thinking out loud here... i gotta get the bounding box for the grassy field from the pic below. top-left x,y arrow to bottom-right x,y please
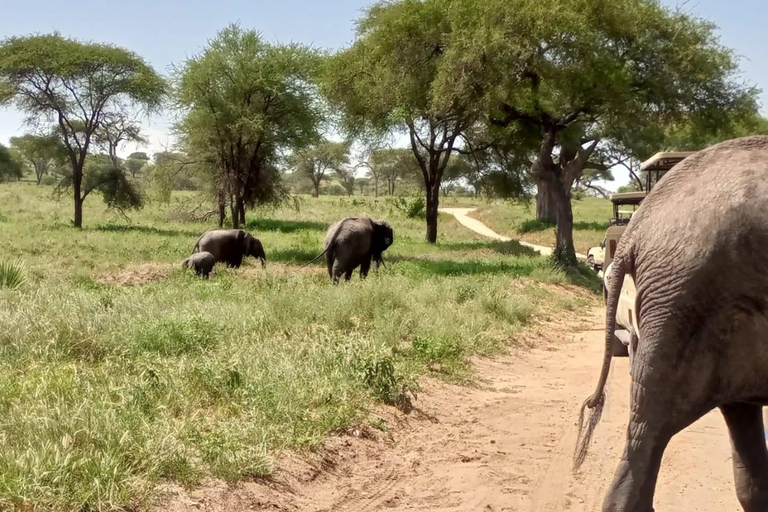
0,184 -> 599,511
469,197 -> 612,254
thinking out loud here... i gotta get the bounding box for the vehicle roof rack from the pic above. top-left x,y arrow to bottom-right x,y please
609,191 -> 646,204
640,151 -> 697,172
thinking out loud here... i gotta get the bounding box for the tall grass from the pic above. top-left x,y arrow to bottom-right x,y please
0,183 -> 598,510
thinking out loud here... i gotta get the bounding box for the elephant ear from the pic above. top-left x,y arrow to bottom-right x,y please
373,220 -> 393,253
236,230 -> 247,252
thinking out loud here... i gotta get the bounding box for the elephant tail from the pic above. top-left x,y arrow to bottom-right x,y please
301,247 -> 329,268
573,255 -> 628,471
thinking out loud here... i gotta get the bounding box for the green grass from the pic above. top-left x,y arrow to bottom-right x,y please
471,197 -> 612,254
0,184 -> 598,511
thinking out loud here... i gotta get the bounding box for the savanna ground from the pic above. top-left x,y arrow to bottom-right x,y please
0,184 -> 602,511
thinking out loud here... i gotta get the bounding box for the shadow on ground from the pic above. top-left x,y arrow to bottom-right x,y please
246,218 -> 327,233
439,240 -> 540,257
93,224 -> 202,238
518,219 -> 608,234
268,247 -> 324,265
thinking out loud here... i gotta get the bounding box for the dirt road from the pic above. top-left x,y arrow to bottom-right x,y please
438,207 -> 588,262
160,308 -> 740,511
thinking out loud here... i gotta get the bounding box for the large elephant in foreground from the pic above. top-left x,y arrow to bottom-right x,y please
193,229 -> 266,268
306,217 -> 393,283
575,135 -> 768,512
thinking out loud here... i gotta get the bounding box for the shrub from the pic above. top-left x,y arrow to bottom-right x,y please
392,194 -> 425,218
0,260 -> 27,289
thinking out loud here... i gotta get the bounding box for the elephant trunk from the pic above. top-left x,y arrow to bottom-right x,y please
255,245 -> 266,268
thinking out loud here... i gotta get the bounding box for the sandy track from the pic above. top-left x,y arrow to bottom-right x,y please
438,207 -> 588,262
158,309 -> 740,511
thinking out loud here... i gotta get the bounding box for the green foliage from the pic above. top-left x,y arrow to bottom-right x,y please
392,194 -> 426,218
174,23 -> 322,224
0,259 -> 27,289
0,143 -> 22,182
9,133 -> 67,184
0,33 -> 165,226
292,140 -> 350,196
447,0 -> 760,263
322,0 -> 485,241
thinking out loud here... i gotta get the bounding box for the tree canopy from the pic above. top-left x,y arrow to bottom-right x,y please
446,0 -> 760,264
174,23 -> 322,228
9,133 -> 67,185
0,33 -> 165,226
291,140 -> 349,197
322,0 -> 484,242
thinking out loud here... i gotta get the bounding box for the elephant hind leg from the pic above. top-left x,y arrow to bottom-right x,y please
721,403 -> 768,511
360,255 -> 372,279
602,378 -> 711,511
326,251 -> 334,280
331,259 -> 342,285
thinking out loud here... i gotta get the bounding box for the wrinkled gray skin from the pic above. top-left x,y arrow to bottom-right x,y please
318,217 -> 393,284
193,229 -> 266,268
575,135 -> 768,512
182,251 -> 215,278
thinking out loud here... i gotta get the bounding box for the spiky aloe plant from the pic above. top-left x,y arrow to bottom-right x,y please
0,260 -> 27,289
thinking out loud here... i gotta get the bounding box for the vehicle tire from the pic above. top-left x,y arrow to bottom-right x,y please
610,331 -> 629,357
587,255 -> 596,271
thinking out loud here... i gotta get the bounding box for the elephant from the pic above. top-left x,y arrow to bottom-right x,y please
574,135 -> 768,512
305,217 -> 393,283
182,251 -> 215,278
193,229 -> 266,268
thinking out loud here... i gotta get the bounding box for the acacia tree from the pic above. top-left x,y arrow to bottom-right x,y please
292,140 -> 349,197
323,0 -> 484,243
334,165 -> 356,196
451,0 -> 759,265
174,24 -> 321,228
126,152 -> 150,177
9,134 -> 67,184
0,34 -> 165,227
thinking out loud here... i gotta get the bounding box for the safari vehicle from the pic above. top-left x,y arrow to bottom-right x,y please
586,191 -> 647,272
603,151 -> 695,357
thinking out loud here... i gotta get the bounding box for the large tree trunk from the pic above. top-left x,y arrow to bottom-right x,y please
373,176 -> 379,198
238,201 -> 246,227
217,192 -> 226,228
230,197 -> 240,229
312,180 -> 320,197
553,184 -> 577,266
73,193 -> 83,228
535,178 -> 558,223
425,183 -> 440,244
73,168 -> 83,228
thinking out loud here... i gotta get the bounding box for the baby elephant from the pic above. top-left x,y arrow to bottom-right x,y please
182,251 -> 215,278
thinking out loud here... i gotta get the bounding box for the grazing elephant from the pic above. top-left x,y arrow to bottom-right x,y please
182,251 -> 215,278
193,229 -> 266,268
574,135 -> 768,512
306,217 -> 393,283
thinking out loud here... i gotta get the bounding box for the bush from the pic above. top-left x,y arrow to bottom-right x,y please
392,194 -> 425,218
0,260 -> 27,289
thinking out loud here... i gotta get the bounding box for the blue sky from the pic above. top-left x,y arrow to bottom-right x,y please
1,0 -> 766,189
